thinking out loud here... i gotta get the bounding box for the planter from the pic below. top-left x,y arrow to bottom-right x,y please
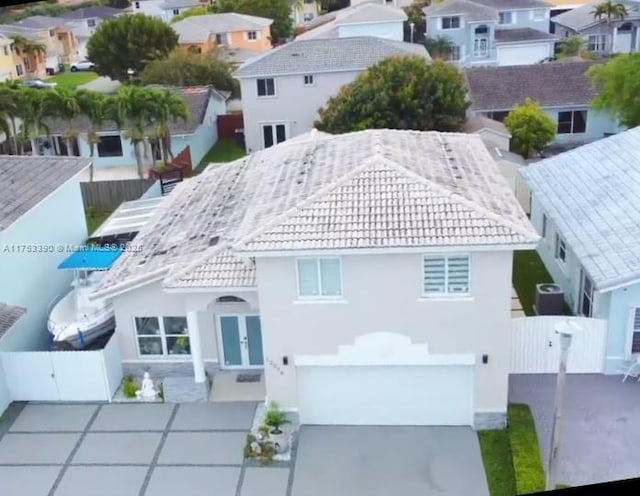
269,428 -> 289,454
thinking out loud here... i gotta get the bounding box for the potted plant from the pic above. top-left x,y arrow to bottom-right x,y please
264,402 -> 290,453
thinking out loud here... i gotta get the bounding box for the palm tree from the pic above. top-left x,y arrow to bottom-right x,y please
0,84 -> 19,154
12,86 -> 52,155
591,1 -> 629,53
424,36 -> 454,60
147,89 -> 190,169
44,87 -> 82,156
11,35 -> 47,77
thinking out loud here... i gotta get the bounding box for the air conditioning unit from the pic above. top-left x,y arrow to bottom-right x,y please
535,283 -> 564,315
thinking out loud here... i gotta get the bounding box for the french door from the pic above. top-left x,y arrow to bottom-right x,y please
218,315 -> 264,369
261,123 -> 288,149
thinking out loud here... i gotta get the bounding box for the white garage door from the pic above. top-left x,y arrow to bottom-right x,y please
295,332 -> 475,426
497,44 -> 551,66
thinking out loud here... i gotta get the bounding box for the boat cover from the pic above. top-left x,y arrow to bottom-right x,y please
57,246 -> 124,270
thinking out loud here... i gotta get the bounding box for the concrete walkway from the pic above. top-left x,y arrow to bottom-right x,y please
510,374 -> 640,486
78,77 -> 121,94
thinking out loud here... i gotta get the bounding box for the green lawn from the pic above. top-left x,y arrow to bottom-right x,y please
478,429 -> 517,496
86,210 -> 111,236
47,70 -> 98,89
508,404 -> 546,495
512,250 -> 554,316
195,138 -> 246,173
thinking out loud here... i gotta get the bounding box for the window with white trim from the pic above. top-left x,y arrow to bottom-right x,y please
499,12 -> 514,24
557,110 -> 587,134
579,270 -> 594,317
447,45 -> 461,61
555,233 -> 566,263
631,308 -> 640,354
541,213 -> 547,238
297,258 -> 342,298
87,19 -> 96,28
135,316 -> 190,356
215,33 -> 228,45
423,255 -> 470,295
588,34 -> 607,52
247,31 -> 257,40
441,16 -> 460,29
256,77 -> 275,97
303,74 -> 314,85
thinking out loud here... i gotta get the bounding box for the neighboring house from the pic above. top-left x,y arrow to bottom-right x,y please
0,304 -> 26,415
522,127 -> 640,374
551,0 -> 640,53
350,0 -> 414,7
0,155 -> 90,354
463,116 -> 530,213
296,1 -> 407,41
35,86 -> 228,177
131,0 -> 202,23
464,60 -> 623,145
424,0 -> 556,66
544,0 -> 587,33
172,13 -> 273,55
0,35 -> 13,81
91,128 -> 538,428
59,6 -> 125,59
290,0 -> 321,26
234,36 -> 431,152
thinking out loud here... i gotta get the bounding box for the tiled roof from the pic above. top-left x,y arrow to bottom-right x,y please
463,116 -> 510,136
0,156 -> 91,231
494,27 -> 556,43
14,15 -> 71,29
60,6 -> 123,20
172,13 -> 273,44
94,129 -> 537,296
465,60 -> 598,110
424,0 -> 498,22
45,86 -> 217,136
552,1 -> 640,31
338,2 -> 407,24
0,303 -> 26,339
488,147 -> 526,165
472,0 -> 549,9
522,127 -> 640,291
234,36 -> 430,78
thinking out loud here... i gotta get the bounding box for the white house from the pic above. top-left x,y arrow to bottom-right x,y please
59,6 -> 125,59
296,1 -> 408,41
35,86 -> 228,180
290,0 -> 321,26
234,36 -> 431,152
91,129 -> 539,428
131,0 -> 202,22
522,127 -> 640,375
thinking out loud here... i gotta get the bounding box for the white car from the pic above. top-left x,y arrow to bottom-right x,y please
70,60 -> 96,72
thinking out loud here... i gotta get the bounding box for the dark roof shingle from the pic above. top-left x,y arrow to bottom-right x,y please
495,27 -> 556,43
60,6 -> 124,20
465,60 -> 598,110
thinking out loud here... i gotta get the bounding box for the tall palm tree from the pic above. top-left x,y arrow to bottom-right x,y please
147,89 -> 190,168
591,1 -> 629,53
424,36 -> 454,60
11,35 -> 47,77
12,86 -> 52,155
44,87 -> 82,156
0,84 -> 19,154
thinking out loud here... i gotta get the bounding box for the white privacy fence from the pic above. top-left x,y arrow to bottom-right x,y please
511,316 -> 607,373
0,332 -> 123,402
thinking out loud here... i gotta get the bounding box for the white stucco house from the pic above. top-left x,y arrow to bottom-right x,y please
131,0 -> 202,23
522,127 -> 640,375
234,36 -> 430,152
0,156 -> 91,415
35,86 -> 228,179
60,6 -> 125,59
91,129 -> 538,429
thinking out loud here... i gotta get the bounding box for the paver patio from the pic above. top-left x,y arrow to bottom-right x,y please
510,374 -> 640,486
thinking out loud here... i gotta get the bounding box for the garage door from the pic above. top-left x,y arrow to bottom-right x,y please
295,332 -> 475,426
497,44 -> 551,66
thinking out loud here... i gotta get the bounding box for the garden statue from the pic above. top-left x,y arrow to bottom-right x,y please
135,372 -> 158,401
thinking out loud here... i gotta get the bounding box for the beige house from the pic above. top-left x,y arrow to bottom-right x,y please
92,129 -> 538,429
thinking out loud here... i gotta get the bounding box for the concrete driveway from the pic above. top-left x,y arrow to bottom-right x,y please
510,374 -> 640,486
290,426 -> 489,496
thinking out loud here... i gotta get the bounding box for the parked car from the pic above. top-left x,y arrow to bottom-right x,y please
70,60 -> 95,72
23,79 -> 58,89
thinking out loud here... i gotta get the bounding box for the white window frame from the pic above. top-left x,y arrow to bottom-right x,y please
422,254 -> 471,297
587,34 -> 607,52
627,308 -> 640,358
441,16 -> 461,30
555,232 -> 567,265
498,12 -> 514,25
134,316 -> 191,358
296,257 -> 343,299
247,30 -> 258,40
447,45 -> 461,61
260,121 -> 289,148
87,19 -> 96,28
557,110 -> 587,135
215,32 -> 228,45
303,74 -> 314,86
256,77 -> 276,97
473,36 -> 489,57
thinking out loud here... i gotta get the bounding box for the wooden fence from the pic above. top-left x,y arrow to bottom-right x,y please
81,178 -> 156,213
217,113 -> 244,139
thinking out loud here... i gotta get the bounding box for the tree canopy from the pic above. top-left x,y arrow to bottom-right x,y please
87,14 -> 179,81
315,56 -> 469,134
503,98 -> 556,158
141,50 -> 239,98
588,53 -> 640,127
404,0 -> 429,43
214,0 -> 293,41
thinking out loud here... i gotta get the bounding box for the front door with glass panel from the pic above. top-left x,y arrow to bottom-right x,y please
261,123 -> 287,148
218,315 -> 264,369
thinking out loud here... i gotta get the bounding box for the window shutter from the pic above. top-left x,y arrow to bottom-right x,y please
632,309 -> 640,353
297,259 -> 319,296
447,256 -> 470,293
424,257 -> 446,294
319,258 -> 341,296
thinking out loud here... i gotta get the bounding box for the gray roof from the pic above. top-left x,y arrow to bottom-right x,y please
159,0 -> 201,9
463,115 -> 510,135
0,303 -> 26,340
472,0 -> 549,9
495,27 -> 556,43
489,147 -> 526,165
337,2 -> 407,24
0,156 -> 91,231
424,0 -> 498,22
94,129 -> 537,297
14,15 -> 71,30
522,127 -> 640,291
465,60 -> 598,110
60,6 -> 124,20
234,36 -> 430,78
46,86 -> 218,136
172,13 -> 273,43
552,1 -> 640,31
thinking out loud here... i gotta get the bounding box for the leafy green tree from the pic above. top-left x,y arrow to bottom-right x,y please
13,86 -> 52,155
424,35 -> 454,59
591,1 -> 628,52
214,0 -> 293,41
588,52 -> 640,127
10,35 -> 47,76
45,87 -> 82,156
87,14 -> 179,81
170,5 -> 214,23
141,50 -> 239,97
504,98 -> 556,158
0,83 -> 20,154
315,56 -> 469,134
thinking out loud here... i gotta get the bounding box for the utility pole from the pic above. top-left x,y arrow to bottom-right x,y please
546,320 -> 580,491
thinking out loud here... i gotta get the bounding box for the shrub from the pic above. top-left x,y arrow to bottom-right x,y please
264,402 -> 290,434
122,375 -> 139,398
